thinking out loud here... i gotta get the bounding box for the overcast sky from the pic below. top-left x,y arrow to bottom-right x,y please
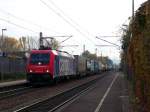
0,0 -> 147,63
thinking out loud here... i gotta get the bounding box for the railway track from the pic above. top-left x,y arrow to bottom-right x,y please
0,82 -> 27,92
14,74 -> 105,112
0,83 -> 33,100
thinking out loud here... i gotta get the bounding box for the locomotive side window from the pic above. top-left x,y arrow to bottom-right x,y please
30,53 -> 50,65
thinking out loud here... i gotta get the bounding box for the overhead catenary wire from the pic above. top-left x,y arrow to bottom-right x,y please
60,45 -> 79,47
95,45 -> 119,47
42,0 -> 121,58
97,36 -> 121,38
60,36 -> 72,44
41,1 -> 88,52
0,8 -> 64,35
48,0 -> 94,38
0,8 -> 41,28
0,18 -> 38,34
48,0 -> 98,45
96,36 -> 120,47
40,0 -> 96,45
0,2 -> 87,53
47,0 -> 122,47
0,16 -> 39,49
48,0 -> 97,40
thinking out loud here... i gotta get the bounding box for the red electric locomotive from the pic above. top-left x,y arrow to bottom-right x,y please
26,49 -> 76,84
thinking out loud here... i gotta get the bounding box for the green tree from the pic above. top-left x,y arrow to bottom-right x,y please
121,25 -> 131,52
51,38 -> 60,50
81,50 -> 90,57
81,50 -> 113,67
120,25 -> 132,72
81,50 -> 97,59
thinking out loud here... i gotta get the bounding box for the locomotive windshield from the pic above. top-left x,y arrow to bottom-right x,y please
30,53 -> 50,65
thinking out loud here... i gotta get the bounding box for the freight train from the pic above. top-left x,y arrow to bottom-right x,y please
26,49 -> 108,84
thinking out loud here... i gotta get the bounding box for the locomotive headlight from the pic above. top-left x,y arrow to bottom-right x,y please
46,70 -> 49,73
29,70 -> 33,73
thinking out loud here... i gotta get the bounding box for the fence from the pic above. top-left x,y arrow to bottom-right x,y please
0,57 -> 26,80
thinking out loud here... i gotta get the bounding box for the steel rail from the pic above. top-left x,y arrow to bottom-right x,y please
0,86 -> 33,100
14,74 -> 105,112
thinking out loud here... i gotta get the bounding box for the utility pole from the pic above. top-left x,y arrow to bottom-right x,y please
95,48 -> 97,56
132,0 -> 134,18
83,44 -> 85,53
131,0 -> 134,39
101,52 -> 103,62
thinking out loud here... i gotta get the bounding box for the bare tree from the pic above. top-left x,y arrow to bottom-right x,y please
1,37 -> 21,52
19,36 -> 38,51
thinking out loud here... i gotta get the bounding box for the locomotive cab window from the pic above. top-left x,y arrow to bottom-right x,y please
30,53 -> 50,65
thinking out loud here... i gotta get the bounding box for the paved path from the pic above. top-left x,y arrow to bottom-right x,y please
55,72 -> 131,112
0,80 -> 26,88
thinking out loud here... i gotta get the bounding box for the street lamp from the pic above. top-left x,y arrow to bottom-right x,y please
1,28 -> 6,81
1,28 -> 7,51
